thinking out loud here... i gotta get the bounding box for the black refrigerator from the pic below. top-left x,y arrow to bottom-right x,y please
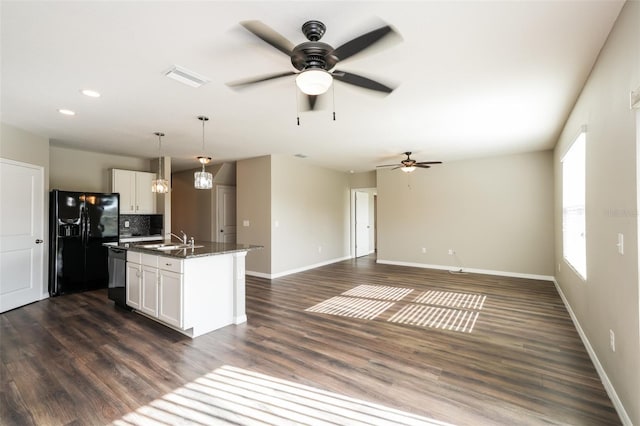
48,190 -> 119,296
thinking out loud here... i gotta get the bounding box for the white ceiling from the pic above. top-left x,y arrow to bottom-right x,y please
1,1 -> 624,172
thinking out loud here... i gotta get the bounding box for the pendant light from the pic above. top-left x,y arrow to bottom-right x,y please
194,116 -> 213,189
151,132 -> 169,193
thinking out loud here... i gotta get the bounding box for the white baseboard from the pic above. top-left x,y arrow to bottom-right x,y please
551,279 -> 632,425
376,259 -> 554,282
40,292 -> 49,301
246,270 -> 271,279
246,256 -> 351,280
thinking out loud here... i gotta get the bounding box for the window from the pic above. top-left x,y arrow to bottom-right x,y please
562,130 -> 587,279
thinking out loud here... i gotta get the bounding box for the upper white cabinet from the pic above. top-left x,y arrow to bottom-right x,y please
112,169 -> 156,214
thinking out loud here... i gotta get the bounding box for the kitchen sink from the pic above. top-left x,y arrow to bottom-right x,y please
138,243 -> 204,250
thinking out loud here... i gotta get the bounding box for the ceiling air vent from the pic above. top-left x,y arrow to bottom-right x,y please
165,65 -> 210,88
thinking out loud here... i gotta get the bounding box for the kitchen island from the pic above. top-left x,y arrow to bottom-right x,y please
111,241 -> 261,338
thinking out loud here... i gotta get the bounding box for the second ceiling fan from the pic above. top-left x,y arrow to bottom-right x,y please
227,19 -> 399,110
377,152 -> 442,173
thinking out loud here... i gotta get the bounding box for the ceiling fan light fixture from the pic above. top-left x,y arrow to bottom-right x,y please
296,68 -> 333,95
401,165 -> 416,173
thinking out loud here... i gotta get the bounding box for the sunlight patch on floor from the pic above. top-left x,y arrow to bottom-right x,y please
341,284 -> 414,301
305,296 -> 394,320
111,365 -> 455,426
388,305 -> 480,333
306,285 -> 486,334
413,290 -> 486,310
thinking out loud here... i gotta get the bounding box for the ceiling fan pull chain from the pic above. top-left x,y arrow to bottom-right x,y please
295,83 -> 301,126
332,83 -> 336,121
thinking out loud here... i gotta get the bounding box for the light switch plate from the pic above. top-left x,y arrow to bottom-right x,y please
243,220 -> 250,227
617,233 -> 624,255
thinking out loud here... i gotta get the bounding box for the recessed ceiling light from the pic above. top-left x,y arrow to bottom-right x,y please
58,109 -> 75,116
81,89 -> 101,98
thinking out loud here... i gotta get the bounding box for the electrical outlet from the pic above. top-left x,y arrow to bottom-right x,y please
421,247 -> 426,253
558,263 -> 561,272
124,220 -> 130,228
318,246 -> 322,253
448,249 -> 455,255
243,220 -> 250,227
609,329 -> 615,352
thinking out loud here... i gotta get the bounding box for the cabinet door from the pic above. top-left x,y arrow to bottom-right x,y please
140,265 -> 158,317
135,172 -> 156,214
158,270 -> 183,328
112,169 -> 135,214
125,262 -> 141,310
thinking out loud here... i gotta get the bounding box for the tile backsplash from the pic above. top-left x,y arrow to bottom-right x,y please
120,214 -> 163,237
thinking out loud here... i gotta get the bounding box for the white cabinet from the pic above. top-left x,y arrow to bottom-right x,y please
125,248 -> 243,338
140,264 -> 159,317
112,169 -> 157,214
126,252 -> 184,329
126,252 -> 142,310
158,270 -> 183,328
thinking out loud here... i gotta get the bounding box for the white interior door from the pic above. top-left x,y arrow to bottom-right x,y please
216,185 -> 236,243
355,191 -> 370,257
0,158 -> 44,312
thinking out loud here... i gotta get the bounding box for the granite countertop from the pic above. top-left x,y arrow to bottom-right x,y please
109,240 -> 262,259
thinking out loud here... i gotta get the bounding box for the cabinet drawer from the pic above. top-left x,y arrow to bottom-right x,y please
127,251 -> 141,264
141,253 -> 159,267
158,256 -> 183,273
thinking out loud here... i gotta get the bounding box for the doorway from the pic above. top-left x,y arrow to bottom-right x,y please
0,158 -> 45,312
215,185 -> 236,243
351,188 -> 376,258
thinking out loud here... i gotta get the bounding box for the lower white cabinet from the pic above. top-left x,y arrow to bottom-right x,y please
140,264 -> 159,318
125,249 -> 239,338
158,270 -> 183,328
127,251 -> 183,328
126,253 -> 142,310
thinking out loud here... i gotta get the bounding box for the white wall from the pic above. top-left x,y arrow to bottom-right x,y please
50,145 -> 151,192
0,122 -> 50,298
271,155 -> 351,275
377,150 -> 554,277
236,155 -> 351,278
554,1 -> 639,423
236,156 -> 271,275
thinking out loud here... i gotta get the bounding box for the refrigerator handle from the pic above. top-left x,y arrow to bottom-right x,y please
81,206 -> 87,246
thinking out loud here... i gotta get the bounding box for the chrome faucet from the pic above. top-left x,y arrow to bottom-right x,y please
170,231 -> 188,244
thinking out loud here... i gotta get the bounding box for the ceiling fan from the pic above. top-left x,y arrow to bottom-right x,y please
377,152 -> 442,173
227,19 -> 399,110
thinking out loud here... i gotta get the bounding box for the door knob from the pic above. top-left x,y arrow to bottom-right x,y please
220,230 -> 224,233
35,239 -> 44,244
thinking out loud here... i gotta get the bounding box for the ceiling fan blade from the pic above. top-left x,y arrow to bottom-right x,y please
226,71 -> 297,88
415,161 -> 443,165
240,20 -> 295,56
376,164 -> 399,168
333,70 -> 394,93
415,164 -> 431,168
331,25 -> 395,62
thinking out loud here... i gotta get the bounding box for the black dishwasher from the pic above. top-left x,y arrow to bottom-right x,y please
107,247 -> 129,309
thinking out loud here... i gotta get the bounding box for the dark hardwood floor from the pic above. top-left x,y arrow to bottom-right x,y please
1,256 -> 620,425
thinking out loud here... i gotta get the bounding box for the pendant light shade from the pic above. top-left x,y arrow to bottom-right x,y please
194,156 -> 213,189
152,132 -> 169,193
194,116 -> 213,190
